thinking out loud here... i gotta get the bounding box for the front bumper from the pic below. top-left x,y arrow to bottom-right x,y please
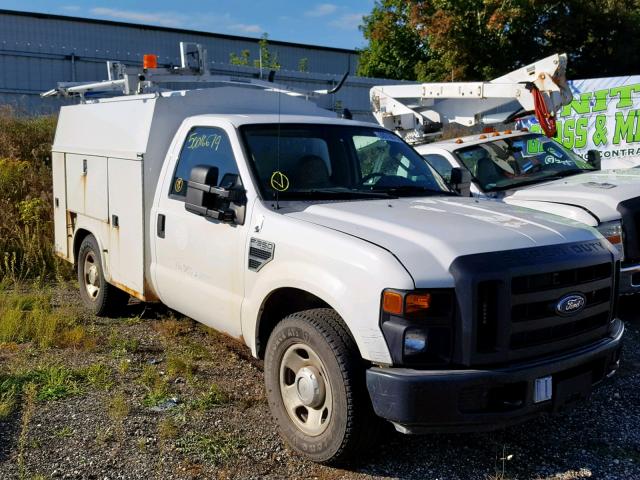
366,319 -> 624,433
620,263 -> 640,295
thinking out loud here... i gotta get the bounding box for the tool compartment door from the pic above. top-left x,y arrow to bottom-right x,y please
52,152 -> 69,258
65,153 -> 109,221
107,157 -> 144,299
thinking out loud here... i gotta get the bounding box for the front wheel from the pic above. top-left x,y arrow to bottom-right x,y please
264,308 -> 378,464
77,234 -> 129,316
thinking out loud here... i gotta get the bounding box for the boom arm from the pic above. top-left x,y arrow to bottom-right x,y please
370,53 -> 572,144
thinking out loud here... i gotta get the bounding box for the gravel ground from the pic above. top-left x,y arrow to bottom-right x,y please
0,288 -> 638,480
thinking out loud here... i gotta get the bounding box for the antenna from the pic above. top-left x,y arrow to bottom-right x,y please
275,86 -> 282,210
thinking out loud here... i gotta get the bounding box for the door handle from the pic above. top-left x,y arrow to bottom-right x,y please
157,214 -> 166,238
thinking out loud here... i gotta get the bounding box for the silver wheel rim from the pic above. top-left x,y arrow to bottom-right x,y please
83,251 -> 101,300
279,343 -> 332,437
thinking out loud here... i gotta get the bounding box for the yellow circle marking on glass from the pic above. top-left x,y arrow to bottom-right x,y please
174,177 -> 184,193
270,171 -> 290,192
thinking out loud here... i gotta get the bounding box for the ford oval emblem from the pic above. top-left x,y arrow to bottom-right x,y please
556,293 -> 587,316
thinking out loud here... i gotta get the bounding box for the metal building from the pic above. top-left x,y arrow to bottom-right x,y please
0,9 -> 407,120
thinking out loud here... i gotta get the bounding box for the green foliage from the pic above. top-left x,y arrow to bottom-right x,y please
0,106 -> 65,283
191,384 -> 229,410
0,362 -> 119,418
229,33 -> 280,70
229,49 -> 251,66
176,431 -> 244,465
298,57 -> 309,73
358,0 -> 640,81
33,366 -> 81,401
108,329 -> 140,357
0,106 -> 56,163
0,289 -> 82,349
81,363 -> 114,391
140,365 -> 171,407
357,0 -> 429,80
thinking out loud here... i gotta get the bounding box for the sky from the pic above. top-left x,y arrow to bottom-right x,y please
0,1 -> 375,49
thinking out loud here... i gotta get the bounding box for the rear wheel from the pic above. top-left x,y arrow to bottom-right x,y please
77,234 -> 129,316
264,308 -> 378,464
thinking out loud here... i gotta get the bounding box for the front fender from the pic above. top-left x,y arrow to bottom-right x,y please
241,211 -> 415,365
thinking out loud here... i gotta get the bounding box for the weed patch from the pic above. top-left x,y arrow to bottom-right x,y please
191,384 -> 229,411
0,107 -> 63,283
108,329 -> 140,357
140,365 -> 171,407
81,363 -> 114,391
0,362 -> 119,417
0,289 -> 84,349
176,431 -> 244,465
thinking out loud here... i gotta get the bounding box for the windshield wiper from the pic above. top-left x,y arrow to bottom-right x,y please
484,169 -> 586,192
550,169 -> 586,178
274,189 -> 395,200
370,185 -> 455,197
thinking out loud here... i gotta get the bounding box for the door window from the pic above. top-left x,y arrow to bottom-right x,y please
170,127 -> 239,199
423,154 -> 454,182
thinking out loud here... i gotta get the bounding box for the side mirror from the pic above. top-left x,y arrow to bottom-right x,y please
450,167 -> 472,196
587,149 -> 601,170
185,165 -> 236,222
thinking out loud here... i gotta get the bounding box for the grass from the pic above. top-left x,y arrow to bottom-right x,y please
0,288 -> 84,349
167,353 -> 196,380
140,365 -> 172,407
191,384 -> 229,411
108,329 -> 140,358
176,431 -> 245,465
17,382 -> 37,480
0,362 -> 119,418
0,387 -> 17,419
81,363 -> 114,391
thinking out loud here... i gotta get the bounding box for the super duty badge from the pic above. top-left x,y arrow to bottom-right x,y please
248,238 -> 275,272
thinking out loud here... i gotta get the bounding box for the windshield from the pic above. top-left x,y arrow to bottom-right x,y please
454,133 -> 594,192
240,124 -> 452,201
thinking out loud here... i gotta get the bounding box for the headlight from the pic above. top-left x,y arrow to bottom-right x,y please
597,221 -> 624,259
380,289 -> 455,366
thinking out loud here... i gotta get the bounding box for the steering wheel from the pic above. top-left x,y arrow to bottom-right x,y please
360,172 -> 387,185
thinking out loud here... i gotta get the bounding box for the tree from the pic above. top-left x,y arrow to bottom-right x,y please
298,57 -> 309,73
229,49 -> 251,66
229,33 -> 281,70
358,0 -> 640,81
357,0 -> 429,80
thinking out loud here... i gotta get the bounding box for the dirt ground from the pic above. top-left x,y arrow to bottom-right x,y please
1,286 -> 639,480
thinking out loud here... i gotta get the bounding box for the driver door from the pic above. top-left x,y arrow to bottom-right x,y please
152,123 -> 249,338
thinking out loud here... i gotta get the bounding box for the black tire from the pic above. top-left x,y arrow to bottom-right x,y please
264,308 -> 378,465
76,234 -> 129,316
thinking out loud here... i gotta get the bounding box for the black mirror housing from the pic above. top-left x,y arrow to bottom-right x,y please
450,167 -> 472,196
587,149 -> 601,170
185,165 -> 219,215
184,165 -> 244,223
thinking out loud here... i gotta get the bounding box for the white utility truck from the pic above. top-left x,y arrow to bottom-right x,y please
371,54 -> 640,295
49,44 -> 623,463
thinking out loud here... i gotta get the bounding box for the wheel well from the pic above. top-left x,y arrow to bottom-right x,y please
256,288 -> 330,358
72,229 -> 92,268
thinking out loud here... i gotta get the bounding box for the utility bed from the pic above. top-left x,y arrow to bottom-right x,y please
52,87 -> 331,299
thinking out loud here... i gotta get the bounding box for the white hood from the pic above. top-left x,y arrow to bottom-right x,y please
285,197 -> 599,287
506,168 -> 640,223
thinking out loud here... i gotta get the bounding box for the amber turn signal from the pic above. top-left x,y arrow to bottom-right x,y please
606,234 -> 622,245
406,293 -> 432,314
382,291 -> 403,315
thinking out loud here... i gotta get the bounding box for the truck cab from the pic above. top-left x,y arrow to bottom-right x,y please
414,130 -> 640,295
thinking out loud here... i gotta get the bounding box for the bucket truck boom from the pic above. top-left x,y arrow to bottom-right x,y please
370,53 -> 572,144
